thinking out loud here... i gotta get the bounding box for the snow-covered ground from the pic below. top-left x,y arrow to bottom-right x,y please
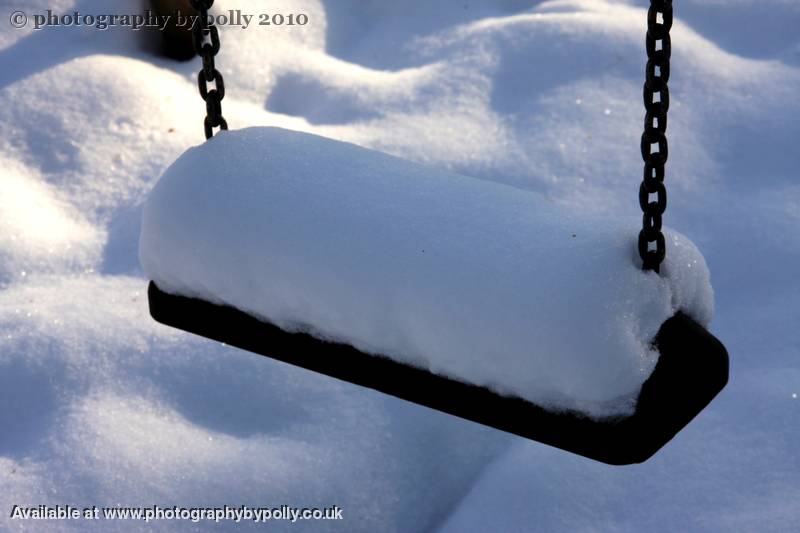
1,0 -> 798,531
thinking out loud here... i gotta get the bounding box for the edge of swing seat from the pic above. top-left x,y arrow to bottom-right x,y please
146,281 -> 728,465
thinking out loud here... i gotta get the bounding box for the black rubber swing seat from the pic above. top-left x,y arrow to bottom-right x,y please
148,281 -> 728,465
148,0 -> 726,466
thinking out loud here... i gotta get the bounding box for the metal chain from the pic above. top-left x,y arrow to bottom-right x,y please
638,0 -> 672,273
190,0 -> 227,139
186,2 -> 672,270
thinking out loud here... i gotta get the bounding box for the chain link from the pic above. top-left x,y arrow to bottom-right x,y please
190,0 -> 227,139
638,0 -> 672,273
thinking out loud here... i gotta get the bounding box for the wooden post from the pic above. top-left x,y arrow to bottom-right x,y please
150,0 -> 198,60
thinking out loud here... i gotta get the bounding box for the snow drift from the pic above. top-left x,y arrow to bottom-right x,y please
140,126 -> 713,417
4,0 -> 799,529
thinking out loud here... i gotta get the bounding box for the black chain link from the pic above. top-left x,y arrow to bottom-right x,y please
638,0 -> 673,273
190,0 -> 227,139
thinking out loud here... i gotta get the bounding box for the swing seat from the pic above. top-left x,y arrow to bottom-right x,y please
140,127 -> 728,465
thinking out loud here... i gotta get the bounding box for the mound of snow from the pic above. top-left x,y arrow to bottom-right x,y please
140,126 -> 713,417
0,158 -> 103,284
2,0 -> 799,529
0,275 -> 504,532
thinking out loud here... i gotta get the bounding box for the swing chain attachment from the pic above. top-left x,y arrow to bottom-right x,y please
190,0 -> 228,140
638,0 -> 672,273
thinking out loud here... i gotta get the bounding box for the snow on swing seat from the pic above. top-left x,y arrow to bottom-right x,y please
139,127 -> 714,418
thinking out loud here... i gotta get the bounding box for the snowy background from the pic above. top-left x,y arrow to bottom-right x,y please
1,0 -> 798,531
